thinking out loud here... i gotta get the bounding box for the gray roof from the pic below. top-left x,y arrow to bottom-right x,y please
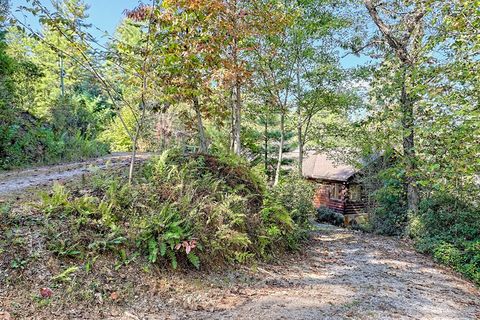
302,151 -> 357,181
283,150 -> 361,182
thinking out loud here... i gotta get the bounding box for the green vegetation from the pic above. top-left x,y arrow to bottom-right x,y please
408,195 -> 480,284
38,150 -> 312,269
0,0 -> 478,292
316,207 -> 344,227
343,1 -> 480,285
0,2 -> 111,169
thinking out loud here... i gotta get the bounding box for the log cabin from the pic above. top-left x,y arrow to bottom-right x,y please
296,151 -> 368,223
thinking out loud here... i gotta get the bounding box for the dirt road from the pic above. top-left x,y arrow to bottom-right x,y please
0,159 -> 478,319
0,153 -> 151,197
115,225 -> 479,320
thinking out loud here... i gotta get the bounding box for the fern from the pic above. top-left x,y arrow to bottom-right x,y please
159,241 -> 167,257
148,238 -> 158,263
187,253 -> 200,269
51,266 -> 79,283
40,183 -> 70,215
167,250 -> 177,269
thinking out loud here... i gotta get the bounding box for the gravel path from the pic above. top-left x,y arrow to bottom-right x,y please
118,225 -> 480,320
0,153 -> 151,197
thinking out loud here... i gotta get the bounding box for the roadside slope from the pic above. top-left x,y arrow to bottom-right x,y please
0,153 -> 151,197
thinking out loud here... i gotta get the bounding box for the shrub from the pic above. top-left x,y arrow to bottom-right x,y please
316,207 -> 344,226
410,194 -> 480,285
0,118 -> 109,169
0,93 -> 110,169
369,167 -> 408,236
270,173 -> 315,226
39,149 -> 309,269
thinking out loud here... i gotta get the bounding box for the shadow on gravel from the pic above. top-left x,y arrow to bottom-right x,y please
181,228 -> 480,320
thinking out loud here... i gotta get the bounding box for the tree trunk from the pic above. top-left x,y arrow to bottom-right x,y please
128,103 -> 145,184
193,97 -> 208,153
128,131 -> 139,184
232,80 -> 242,155
229,87 -> 235,152
231,26 -> 242,156
401,69 -> 419,213
296,57 -> 303,176
297,113 -> 303,176
274,111 -> 285,186
264,111 -> 268,173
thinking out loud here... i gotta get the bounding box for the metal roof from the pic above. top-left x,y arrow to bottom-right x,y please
283,150 -> 360,182
301,151 -> 358,181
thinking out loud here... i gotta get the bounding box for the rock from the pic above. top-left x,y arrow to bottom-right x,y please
0,312 -> 11,320
40,287 -> 53,298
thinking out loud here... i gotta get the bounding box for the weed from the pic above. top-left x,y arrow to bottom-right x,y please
51,266 -> 79,283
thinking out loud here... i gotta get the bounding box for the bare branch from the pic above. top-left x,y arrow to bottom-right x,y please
364,0 -> 411,64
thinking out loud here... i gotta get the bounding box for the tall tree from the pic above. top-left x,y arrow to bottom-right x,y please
16,0 -> 158,182
363,0 -> 427,213
287,0 -> 350,175
220,0 -> 286,155
155,0 -> 225,153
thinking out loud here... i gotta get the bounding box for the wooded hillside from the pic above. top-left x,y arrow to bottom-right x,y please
0,0 -> 479,318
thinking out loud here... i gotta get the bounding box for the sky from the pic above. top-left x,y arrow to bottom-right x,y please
9,0 -> 371,68
10,0 -> 139,40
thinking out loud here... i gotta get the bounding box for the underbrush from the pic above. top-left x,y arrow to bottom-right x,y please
408,195 -> 480,285
368,168 -> 408,236
0,92 -> 111,170
36,149 -> 313,271
316,207 -> 344,226
355,165 -> 479,286
0,120 -> 109,170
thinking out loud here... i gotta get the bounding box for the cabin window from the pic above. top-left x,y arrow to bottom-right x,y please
330,183 -> 342,200
349,185 -> 361,202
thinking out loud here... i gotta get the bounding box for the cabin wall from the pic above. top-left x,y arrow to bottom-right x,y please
312,180 -> 367,215
313,182 -> 346,214
344,201 -> 366,215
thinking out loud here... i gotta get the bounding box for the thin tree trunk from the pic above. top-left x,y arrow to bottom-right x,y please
296,57 -> 303,175
231,22 -> 242,155
264,110 -> 268,173
274,110 -> 285,186
229,87 -> 235,152
128,125 -> 140,183
128,0 -> 155,184
128,101 -> 146,184
401,68 -> 419,213
193,97 -> 208,153
233,79 -> 242,155
297,112 -> 303,175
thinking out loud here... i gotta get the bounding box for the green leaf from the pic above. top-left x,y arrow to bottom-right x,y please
187,253 -> 200,269
159,241 -> 167,257
148,238 -> 158,263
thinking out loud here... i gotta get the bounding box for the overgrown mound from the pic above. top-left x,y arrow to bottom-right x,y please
38,149 -> 311,270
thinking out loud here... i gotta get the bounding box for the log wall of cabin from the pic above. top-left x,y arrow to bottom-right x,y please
312,180 -> 367,215
313,182 -> 346,214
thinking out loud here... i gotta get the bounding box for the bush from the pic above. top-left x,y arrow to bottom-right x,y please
369,167 -> 408,236
39,149 -> 309,269
0,92 -> 110,169
409,194 -> 480,285
316,207 -> 344,226
270,174 -> 316,226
